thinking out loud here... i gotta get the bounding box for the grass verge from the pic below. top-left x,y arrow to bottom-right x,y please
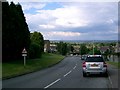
106,61 -> 120,69
2,53 -> 65,79
0,63 -> 2,79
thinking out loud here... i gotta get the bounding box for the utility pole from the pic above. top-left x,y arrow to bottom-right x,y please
93,40 -> 94,55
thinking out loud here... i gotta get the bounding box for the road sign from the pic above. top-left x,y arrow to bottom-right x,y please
22,48 -> 27,66
22,48 -> 27,54
22,54 -> 27,56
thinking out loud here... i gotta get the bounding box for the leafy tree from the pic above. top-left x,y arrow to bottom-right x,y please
94,47 -> 101,55
104,49 -> 110,55
100,43 -> 105,46
70,45 -> 74,52
57,42 -> 67,55
80,44 -> 88,55
29,32 -> 44,58
66,44 -> 74,54
57,41 -> 63,55
62,43 -> 67,55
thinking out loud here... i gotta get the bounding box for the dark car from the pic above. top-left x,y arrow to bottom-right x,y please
81,55 -> 87,60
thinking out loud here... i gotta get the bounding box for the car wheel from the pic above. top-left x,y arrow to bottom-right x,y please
103,72 -> 108,77
83,72 -> 87,77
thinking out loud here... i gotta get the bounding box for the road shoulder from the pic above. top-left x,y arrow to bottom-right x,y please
107,63 -> 119,89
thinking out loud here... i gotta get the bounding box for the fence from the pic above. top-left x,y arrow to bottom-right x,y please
107,55 -> 120,62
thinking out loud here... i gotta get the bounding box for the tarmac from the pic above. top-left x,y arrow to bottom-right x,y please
107,63 -> 119,89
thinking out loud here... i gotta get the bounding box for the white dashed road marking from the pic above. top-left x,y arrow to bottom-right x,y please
73,66 -> 76,70
44,64 -> 77,88
108,72 -> 113,88
44,78 -> 61,89
64,71 -> 72,77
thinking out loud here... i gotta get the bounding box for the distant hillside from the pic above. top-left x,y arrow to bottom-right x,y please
50,40 -> 118,43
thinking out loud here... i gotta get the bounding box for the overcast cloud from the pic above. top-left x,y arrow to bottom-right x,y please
7,1 -> 118,40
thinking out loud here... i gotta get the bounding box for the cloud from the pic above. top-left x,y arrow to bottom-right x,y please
21,3 -> 46,10
49,31 -> 81,37
8,1 -> 118,40
39,24 -> 55,29
52,6 -> 89,27
7,0 -> 119,3
25,4 -> 90,31
42,31 -> 81,40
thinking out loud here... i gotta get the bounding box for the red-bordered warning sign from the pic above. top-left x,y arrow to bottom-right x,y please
22,48 -> 27,54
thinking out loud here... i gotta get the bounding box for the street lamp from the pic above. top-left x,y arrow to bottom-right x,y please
93,40 -> 94,55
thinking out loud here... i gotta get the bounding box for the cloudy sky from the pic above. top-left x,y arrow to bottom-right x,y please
8,0 -> 118,40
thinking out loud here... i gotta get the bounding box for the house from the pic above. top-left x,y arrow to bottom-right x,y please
73,45 -> 80,53
99,46 -> 110,54
50,44 -> 57,53
44,40 -> 50,52
114,42 -> 120,53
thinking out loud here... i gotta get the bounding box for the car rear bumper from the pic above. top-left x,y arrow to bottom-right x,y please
83,67 -> 107,74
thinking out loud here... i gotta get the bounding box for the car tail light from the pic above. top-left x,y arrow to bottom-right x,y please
103,62 -> 107,67
82,62 -> 86,67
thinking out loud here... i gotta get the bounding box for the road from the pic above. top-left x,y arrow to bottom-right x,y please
3,56 -> 111,89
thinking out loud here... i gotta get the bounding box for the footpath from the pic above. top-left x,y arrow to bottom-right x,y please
107,63 -> 119,89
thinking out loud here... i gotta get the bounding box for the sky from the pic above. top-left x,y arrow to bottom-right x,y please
7,0 -> 118,40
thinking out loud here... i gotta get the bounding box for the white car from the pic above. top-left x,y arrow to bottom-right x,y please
82,55 -> 108,77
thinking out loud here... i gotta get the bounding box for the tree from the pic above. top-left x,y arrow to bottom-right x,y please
80,44 -> 88,55
57,42 -> 67,55
2,2 -> 12,61
2,2 -> 30,61
70,45 -> 74,52
94,47 -> 101,55
29,32 -> 44,58
66,44 -> 74,54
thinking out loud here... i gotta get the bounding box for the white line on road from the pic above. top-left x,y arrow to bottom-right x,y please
64,70 -> 72,77
73,66 -> 76,70
44,78 -> 61,89
108,72 -> 113,88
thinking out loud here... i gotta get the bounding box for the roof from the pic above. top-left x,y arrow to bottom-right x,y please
87,55 -> 102,57
100,46 -> 109,52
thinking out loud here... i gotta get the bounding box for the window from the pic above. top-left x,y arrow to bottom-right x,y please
86,57 -> 104,62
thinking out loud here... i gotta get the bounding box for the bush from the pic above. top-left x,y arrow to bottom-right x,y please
29,43 -> 42,59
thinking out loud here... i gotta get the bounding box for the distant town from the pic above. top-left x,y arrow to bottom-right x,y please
44,40 -> 120,63
44,40 -> 120,54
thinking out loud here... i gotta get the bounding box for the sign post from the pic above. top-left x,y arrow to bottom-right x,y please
22,48 -> 27,66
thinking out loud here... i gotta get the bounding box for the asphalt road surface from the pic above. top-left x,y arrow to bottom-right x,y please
3,56 -> 111,89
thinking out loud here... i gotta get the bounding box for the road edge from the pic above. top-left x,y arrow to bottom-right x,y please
2,56 -> 66,80
107,63 -> 119,89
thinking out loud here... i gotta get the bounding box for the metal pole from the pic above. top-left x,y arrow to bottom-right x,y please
24,56 -> 26,66
93,40 -> 94,55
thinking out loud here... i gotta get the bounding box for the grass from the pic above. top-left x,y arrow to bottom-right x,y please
2,53 -> 65,79
106,61 -> 120,69
0,63 -> 2,79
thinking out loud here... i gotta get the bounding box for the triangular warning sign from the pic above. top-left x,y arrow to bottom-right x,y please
22,48 -> 27,53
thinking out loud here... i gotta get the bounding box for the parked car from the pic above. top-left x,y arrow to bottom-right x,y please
81,55 -> 87,60
82,55 -> 108,77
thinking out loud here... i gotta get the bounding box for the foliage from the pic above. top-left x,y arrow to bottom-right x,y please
80,44 -> 89,55
104,49 -> 110,55
2,2 -> 30,61
57,42 -> 67,55
94,47 -> 101,55
29,32 -> 44,59
70,45 -> 74,52
29,42 -> 40,59
66,44 -> 74,54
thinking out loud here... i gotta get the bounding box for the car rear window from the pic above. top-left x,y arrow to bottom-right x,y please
85,57 -> 104,62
